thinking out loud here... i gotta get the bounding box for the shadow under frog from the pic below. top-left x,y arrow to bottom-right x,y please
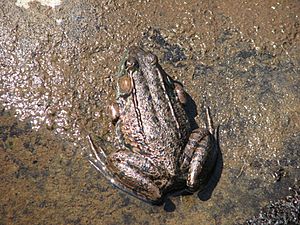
87,46 -> 221,206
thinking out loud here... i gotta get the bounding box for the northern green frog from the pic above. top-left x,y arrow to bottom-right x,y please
88,46 -> 218,204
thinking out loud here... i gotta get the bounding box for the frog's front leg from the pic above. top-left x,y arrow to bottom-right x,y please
180,108 -> 218,191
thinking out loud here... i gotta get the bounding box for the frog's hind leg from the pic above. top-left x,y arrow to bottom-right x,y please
106,150 -> 166,204
87,135 -> 155,203
87,135 -> 164,204
180,107 -> 218,192
180,129 -> 212,191
205,106 -> 214,135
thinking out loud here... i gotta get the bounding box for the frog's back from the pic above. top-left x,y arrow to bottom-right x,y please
117,47 -> 191,169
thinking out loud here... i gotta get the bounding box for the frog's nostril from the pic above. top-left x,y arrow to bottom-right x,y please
126,56 -> 138,70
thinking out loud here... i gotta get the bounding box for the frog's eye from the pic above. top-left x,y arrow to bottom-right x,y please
148,53 -> 158,65
126,56 -> 138,70
118,75 -> 132,95
109,103 -> 120,125
174,82 -> 187,105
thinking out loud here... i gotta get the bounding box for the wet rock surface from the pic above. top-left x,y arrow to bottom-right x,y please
0,0 -> 299,224
244,186 -> 299,225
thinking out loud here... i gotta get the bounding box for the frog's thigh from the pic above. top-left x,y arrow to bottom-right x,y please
181,129 -> 211,191
107,151 -> 162,202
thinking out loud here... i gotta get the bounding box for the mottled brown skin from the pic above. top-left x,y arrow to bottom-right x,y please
88,47 -> 218,204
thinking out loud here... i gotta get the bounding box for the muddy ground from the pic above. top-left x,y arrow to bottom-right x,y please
0,0 -> 299,224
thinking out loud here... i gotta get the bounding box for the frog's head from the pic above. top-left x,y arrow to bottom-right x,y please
116,46 -> 188,110
116,47 -> 172,96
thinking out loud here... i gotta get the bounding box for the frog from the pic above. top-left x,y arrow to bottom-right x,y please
87,46 -> 218,204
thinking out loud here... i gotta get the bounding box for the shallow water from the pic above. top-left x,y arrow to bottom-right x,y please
0,0 -> 299,224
